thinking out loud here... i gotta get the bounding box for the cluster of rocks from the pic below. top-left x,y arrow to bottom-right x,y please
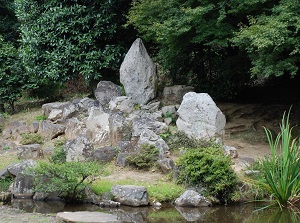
0,38 -> 236,208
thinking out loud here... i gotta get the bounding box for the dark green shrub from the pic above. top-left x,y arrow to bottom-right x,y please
0,176 -> 14,192
176,145 -> 238,203
20,133 -> 44,145
32,161 -> 100,202
126,144 -> 159,170
50,146 -> 66,164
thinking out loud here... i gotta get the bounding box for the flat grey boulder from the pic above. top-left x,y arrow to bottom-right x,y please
17,144 -> 43,160
12,173 -> 34,199
175,190 -> 212,207
109,96 -> 135,114
176,92 -> 226,144
86,107 -> 110,146
162,85 -> 194,105
94,81 -> 122,106
65,135 -> 94,162
132,117 -> 167,137
120,38 -> 157,105
42,101 -> 79,121
38,120 -> 66,140
56,211 -> 121,223
111,185 -> 149,207
7,159 -> 37,176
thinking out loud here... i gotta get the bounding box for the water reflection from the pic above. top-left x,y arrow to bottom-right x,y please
8,200 -> 300,223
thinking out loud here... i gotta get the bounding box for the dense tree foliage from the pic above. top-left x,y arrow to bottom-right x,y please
0,1 -> 32,112
232,0 -> 300,78
15,0 -> 133,86
0,0 -> 299,105
0,36 -> 34,112
127,0 -> 300,98
127,0 -> 251,97
0,0 -> 19,43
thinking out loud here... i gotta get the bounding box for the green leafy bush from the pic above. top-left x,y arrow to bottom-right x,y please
176,145 -> 238,203
32,161 -> 100,201
50,146 -> 66,164
20,133 -> 44,145
126,144 -> 159,170
0,176 -> 14,192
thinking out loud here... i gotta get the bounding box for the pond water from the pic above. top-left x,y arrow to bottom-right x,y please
8,199 -> 300,223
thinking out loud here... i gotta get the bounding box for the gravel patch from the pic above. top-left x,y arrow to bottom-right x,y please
0,205 -> 60,223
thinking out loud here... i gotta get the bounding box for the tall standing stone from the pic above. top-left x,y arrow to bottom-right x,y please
120,38 -> 157,105
176,92 -> 226,144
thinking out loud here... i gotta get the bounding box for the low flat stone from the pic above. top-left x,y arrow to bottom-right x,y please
56,211 -> 121,223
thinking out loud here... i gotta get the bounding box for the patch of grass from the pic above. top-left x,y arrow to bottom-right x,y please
20,133 -> 44,145
10,107 -> 43,123
145,181 -> 185,202
2,145 -> 10,151
91,179 -> 185,203
0,151 -> 19,170
34,115 -> 47,121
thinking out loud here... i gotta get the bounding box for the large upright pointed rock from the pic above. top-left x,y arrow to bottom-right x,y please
120,38 -> 157,105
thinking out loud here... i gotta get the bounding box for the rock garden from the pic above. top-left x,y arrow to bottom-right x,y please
0,39 -> 298,222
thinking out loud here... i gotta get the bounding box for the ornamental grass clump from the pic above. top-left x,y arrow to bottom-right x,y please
254,111 -> 300,209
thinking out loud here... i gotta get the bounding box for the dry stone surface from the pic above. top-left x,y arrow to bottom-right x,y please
176,92 -> 226,144
120,38 -> 157,105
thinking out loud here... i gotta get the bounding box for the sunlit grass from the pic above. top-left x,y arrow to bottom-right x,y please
0,151 -> 19,170
91,179 -> 185,203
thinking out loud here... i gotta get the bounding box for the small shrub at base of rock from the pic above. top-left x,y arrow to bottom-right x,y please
0,176 -> 14,192
2,145 -> 10,151
20,133 -> 44,145
176,145 -> 238,204
166,131 -> 216,152
126,144 -> 159,170
50,146 -> 66,164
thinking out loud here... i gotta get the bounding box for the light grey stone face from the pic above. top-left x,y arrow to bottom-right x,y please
111,185 -> 149,207
65,136 -> 94,162
176,92 -> 226,144
120,38 -> 157,105
137,129 -> 169,159
175,190 -> 211,207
